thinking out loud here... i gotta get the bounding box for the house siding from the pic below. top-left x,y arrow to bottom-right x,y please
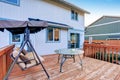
0,0 -> 84,29
86,22 -> 120,35
0,0 -> 85,55
89,16 -> 120,26
85,16 -> 120,40
31,29 -> 68,55
0,30 -> 9,48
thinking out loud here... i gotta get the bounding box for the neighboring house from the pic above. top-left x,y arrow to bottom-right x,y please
0,0 -> 89,55
85,16 -> 120,41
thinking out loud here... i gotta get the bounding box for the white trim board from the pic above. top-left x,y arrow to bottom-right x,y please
85,32 -> 120,37
88,20 -> 120,28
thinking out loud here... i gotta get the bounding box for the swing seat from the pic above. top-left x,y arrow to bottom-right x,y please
11,47 -> 44,70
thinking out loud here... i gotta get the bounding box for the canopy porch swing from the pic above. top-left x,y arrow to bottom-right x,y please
0,20 -> 50,80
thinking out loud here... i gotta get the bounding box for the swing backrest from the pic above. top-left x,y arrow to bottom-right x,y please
11,47 -> 44,70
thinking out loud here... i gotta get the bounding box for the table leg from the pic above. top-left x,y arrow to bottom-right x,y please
58,54 -> 60,63
73,55 -> 75,62
60,54 -> 66,72
78,54 -> 83,68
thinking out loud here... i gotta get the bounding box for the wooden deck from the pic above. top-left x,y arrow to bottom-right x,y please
9,54 -> 120,80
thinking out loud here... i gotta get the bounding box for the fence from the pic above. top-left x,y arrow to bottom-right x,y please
84,43 -> 120,64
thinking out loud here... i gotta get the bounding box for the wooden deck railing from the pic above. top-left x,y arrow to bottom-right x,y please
84,43 -> 120,64
0,44 -> 15,80
85,40 -> 120,46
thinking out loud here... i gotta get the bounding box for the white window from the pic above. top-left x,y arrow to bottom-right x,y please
47,28 -> 60,42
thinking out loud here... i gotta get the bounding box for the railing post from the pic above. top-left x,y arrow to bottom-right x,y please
0,45 -> 15,80
84,42 -> 120,65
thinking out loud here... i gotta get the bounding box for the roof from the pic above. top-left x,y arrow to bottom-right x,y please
88,16 -> 120,27
28,18 -> 73,29
51,0 -> 90,14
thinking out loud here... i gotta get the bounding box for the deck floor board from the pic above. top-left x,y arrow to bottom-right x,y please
9,54 -> 120,80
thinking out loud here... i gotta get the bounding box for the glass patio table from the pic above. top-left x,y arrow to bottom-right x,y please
55,49 -> 84,72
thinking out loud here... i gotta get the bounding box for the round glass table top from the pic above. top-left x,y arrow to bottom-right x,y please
55,49 -> 84,55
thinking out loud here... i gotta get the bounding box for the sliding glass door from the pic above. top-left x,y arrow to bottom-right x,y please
69,33 -> 80,48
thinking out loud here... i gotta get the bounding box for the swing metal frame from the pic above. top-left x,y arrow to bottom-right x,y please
4,27 -> 50,80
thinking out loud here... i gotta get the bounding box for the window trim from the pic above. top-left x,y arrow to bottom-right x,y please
71,10 -> 78,21
0,0 -> 20,6
75,12 -> 78,20
46,28 -> 61,43
9,33 -> 23,44
71,10 -> 75,20
69,33 -> 80,48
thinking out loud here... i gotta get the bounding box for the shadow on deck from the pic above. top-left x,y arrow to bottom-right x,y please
9,54 -> 120,80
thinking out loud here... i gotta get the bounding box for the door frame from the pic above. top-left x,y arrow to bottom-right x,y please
68,29 -> 81,48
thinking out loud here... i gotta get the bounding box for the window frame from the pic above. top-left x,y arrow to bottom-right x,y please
71,10 -> 78,21
46,28 -> 60,43
71,10 -> 75,20
0,0 -> 20,6
75,12 -> 78,20
10,33 -> 23,44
